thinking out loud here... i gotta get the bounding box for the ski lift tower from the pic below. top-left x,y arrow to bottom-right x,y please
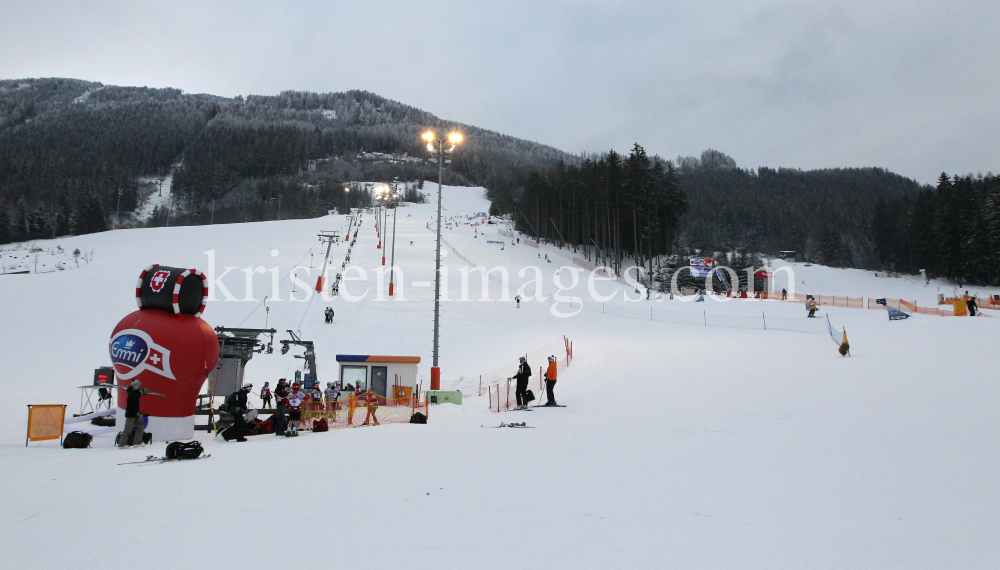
211,327 -> 276,397
315,231 -> 340,291
281,330 -> 318,388
197,327 -> 276,430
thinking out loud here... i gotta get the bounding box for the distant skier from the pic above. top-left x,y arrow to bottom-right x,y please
260,381 -> 272,409
515,294 -> 521,308
544,355 -> 558,406
782,288 -> 787,301
362,391 -> 380,425
117,380 -> 148,448
967,297 -> 978,317
806,296 -> 818,318
513,356 -> 532,410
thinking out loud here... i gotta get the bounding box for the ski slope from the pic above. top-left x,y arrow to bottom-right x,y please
1,185 -> 998,569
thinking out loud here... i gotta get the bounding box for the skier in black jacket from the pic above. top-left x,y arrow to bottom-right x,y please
274,379 -> 289,436
513,357 -> 532,409
226,383 -> 252,442
118,380 -> 147,447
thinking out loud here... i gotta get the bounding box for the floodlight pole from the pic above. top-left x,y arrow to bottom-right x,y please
389,188 -> 398,296
432,140 -> 444,390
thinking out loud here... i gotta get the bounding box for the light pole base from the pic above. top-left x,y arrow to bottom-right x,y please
430,367 -> 441,391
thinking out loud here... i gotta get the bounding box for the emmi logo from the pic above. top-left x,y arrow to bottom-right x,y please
111,335 -> 147,365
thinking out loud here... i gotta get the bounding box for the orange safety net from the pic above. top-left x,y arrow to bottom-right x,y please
299,393 -> 428,428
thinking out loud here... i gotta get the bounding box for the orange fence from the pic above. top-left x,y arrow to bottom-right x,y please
300,393 -> 427,428
941,295 -> 1000,310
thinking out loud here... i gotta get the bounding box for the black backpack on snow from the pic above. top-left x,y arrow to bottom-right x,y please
165,440 -> 204,459
409,412 -> 427,424
63,431 -> 93,448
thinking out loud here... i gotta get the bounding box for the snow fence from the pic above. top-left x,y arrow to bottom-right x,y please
300,393 -> 428,428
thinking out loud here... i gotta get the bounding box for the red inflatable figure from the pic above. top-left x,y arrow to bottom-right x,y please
110,265 -> 219,441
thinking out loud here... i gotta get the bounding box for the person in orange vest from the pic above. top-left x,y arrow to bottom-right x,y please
362,391 -> 380,425
544,355 -> 558,406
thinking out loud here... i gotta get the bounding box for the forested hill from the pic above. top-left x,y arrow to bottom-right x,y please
498,147 -> 927,272
674,152 -> 925,267
0,79 -> 942,276
0,77 -> 570,242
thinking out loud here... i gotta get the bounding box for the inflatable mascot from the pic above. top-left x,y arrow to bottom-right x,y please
110,265 -> 219,441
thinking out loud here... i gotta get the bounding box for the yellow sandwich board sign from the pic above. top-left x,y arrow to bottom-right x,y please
26,405 -> 67,446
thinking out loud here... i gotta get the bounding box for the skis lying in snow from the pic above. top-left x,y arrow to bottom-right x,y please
118,454 -> 211,466
532,404 -> 567,408
486,422 -> 534,428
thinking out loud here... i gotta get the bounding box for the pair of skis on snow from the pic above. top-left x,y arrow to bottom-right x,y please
510,404 -> 567,411
118,454 -> 211,466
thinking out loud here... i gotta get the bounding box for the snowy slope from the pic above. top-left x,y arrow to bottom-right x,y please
1,185 -> 998,570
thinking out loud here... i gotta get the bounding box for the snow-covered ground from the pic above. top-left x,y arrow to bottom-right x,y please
1,185 -> 998,569
0,242 -> 91,274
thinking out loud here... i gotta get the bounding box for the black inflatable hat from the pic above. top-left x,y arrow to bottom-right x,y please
135,265 -> 208,317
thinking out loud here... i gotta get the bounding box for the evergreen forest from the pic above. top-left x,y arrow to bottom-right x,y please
2,78 -> 997,285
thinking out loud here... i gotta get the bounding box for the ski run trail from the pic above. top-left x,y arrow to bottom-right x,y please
1,184 -> 998,569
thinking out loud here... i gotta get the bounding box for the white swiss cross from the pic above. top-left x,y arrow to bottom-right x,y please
149,353 -> 161,365
150,270 -> 170,292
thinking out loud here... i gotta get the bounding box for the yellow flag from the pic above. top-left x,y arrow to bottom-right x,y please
839,331 -> 850,356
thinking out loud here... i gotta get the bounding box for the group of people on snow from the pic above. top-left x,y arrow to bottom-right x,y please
511,355 -> 559,410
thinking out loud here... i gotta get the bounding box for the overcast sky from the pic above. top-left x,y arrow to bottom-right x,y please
2,0 -> 997,184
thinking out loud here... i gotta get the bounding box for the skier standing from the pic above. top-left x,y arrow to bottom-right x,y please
285,382 -> 307,434
513,356 -> 532,410
117,380 -> 147,448
260,381 -> 272,409
544,355 -> 558,406
515,294 -> 521,308
274,379 -> 289,436
225,383 -> 252,442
